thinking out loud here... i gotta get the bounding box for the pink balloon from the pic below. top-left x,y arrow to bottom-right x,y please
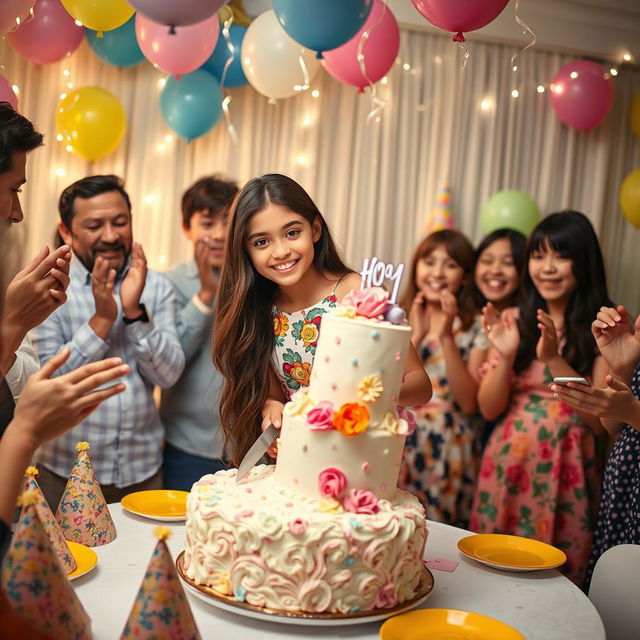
135,14 -> 219,76
0,0 -> 35,35
550,60 -> 614,131
129,0 -> 227,32
0,75 -> 19,110
8,0 -> 82,65
411,0 -> 509,40
323,0 -> 399,93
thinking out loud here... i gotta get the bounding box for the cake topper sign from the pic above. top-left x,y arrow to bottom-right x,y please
360,257 -> 405,304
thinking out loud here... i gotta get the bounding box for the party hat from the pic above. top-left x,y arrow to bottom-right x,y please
121,527 -> 202,639
56,441 -> 117,547
23,466 -> 77,574
1,492 -> 92,639
423,182 -> 454,233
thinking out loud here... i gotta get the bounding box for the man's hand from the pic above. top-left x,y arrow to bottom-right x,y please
2,245 -> 72,356
120,242 -> 148,318
89,256 -> 117,340
195,238 -> 219,307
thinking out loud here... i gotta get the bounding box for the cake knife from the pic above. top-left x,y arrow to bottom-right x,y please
235,424 -> 278,483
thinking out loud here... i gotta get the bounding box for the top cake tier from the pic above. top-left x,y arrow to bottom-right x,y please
306,309 -> 411,427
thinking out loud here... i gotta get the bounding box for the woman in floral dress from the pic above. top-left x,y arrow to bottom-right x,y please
399,230 -> 487,528
470,211 -> 613,587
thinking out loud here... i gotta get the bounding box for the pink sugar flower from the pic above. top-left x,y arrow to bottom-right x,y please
318,467 -> 347,499
344,488 -> 379,514
374,582 -> 396,608
307,401 -> 335,430
342,287 -> 389,318
397,406 -> 418,436
288,518 -> 308,535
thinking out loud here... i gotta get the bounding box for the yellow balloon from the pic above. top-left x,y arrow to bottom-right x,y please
56,87 -> 127,162
620,168 -> 640,228
60,0 -> 134,33
631,92 -> 640,139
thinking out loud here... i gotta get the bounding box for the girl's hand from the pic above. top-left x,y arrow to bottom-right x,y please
438,289 -> 458,338
482,303 -> 519,358
536,309 -> 560,364
261,398 -> 284,458
592,305 -> 640,376
11,348 -> 128,449
550,375 -> 639,424
409,292 -> 430,345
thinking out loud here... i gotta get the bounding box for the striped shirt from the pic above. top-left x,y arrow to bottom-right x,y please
31,256 -> 185,487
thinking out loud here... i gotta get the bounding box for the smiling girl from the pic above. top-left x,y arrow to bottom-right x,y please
470,210 -> 613,587
213,174 -> 431,465
398,229 -> 488,527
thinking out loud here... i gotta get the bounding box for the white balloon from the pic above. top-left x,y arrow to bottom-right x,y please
241,10 -> 320,100
242,0 -> 273,20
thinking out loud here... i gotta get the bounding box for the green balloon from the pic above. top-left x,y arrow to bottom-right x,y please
481,189 -> 540,236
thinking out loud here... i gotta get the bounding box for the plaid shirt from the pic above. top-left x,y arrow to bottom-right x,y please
31,256 -> 185,487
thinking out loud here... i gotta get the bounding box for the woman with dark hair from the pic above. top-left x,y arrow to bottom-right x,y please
398,229 -> 487,528
471,210 -> 613,587
471,228 -> 527,312
213,173 -> 431,465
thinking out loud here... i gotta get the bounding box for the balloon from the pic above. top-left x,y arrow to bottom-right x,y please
241,10 -> 320,100
160,69 -> 222,141
549,60 -> 613,131
8,0 -> 83,65
85,15 -> 144,68
0,0 -> 35,35
129,0 -> 226,33
322,0 -> 399,92
60,0 -> 133,33
136,14 -> 219,76
411,0 -> 509,41
242,0 -> 273,20
481,190 -> 540,236
272,0 -> 373,56
202,23 -> 248,88
0,75 -> 19,111
620,169 -> 640,229
56,87 -> 127,161
630,93 -> 640,139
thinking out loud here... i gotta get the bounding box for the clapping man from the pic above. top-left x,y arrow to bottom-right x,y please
31,175 -> 185,508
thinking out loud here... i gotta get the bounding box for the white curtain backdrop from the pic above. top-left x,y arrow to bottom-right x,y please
2,26 -> 639,309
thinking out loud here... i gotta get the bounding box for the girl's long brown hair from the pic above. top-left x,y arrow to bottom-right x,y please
212,174 -> 351,466
400,229 -> 476,331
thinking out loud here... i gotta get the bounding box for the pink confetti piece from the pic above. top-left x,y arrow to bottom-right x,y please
424,558 -> 459,572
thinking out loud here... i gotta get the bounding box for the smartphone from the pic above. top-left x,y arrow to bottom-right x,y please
553,377 -> 589,386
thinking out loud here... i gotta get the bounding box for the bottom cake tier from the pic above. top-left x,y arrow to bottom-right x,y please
184,465 -> 428,614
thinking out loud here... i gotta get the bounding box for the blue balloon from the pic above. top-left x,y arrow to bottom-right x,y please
201,23 -> 248,88
160,70 -> 222,142
85,16 -> 145,68
272,0 -> 373,55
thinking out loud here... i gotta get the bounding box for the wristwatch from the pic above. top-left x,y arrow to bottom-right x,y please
123,303 -> 150,325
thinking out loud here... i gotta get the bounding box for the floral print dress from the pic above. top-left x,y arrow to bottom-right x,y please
586,362 -> 640,588
272,294 -> 338,400
470,359 -> 601,587
398,316 -> 487,528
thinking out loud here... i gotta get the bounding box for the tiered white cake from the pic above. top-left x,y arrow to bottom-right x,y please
184,288 -> 427,614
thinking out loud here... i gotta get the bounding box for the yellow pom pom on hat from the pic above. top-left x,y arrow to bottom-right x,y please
22,466 -> 77,574
2,492 -> 91,639
121,529 -> 202,639
55,441 -> 117,547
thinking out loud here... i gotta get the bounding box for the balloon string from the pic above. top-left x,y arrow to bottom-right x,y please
220,17 -> 239,145
456,41 -> 470,68
357,1 -> 390,124
293,54 -> 310,92
510,0 -> 537,71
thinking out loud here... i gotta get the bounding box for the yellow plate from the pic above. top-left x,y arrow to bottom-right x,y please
67,541 -> 98,581
121,489 -> 188,521
457,534 -> 566,571
380,609 -> 525,639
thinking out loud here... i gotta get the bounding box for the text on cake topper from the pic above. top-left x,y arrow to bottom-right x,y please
360,257 -> 405,304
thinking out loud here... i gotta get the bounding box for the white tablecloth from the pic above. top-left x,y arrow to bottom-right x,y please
73,506 -> 605,639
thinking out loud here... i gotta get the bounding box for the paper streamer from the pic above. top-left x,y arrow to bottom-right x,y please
510,0 -> 537,72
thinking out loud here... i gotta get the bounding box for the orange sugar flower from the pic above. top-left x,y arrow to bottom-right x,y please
332,402 -> 370,436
